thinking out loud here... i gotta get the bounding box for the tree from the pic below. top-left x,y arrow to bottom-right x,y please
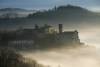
0,48 -> 23,67
0,48 -> 46,67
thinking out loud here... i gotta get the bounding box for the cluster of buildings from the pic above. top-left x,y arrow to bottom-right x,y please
0,24 -> 81,49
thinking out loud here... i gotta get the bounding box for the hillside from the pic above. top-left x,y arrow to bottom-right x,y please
28,5 -> 99,20
0,48 -> 46,67
0,5 -> 100,29
0,8 -> 36,18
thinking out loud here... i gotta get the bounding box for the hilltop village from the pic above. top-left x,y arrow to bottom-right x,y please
0,24 -> 82,50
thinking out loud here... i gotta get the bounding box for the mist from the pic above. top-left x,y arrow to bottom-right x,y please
21,45 -> 100,67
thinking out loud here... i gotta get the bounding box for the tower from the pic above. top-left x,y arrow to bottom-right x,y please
59,24 -> 63,34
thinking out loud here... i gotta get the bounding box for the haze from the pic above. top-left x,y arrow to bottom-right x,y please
22,46 -> 100,67
1,0 -> 100,67
0,0 -> 100,12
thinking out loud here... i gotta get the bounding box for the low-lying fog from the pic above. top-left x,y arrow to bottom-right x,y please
20,24 -> 100,67
21,45 -> 100,67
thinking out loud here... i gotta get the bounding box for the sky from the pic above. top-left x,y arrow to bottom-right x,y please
0,0 -> 100,12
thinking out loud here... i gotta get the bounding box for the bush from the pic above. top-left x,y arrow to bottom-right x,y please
0,47 -> 46,67
0,48 -> 24,67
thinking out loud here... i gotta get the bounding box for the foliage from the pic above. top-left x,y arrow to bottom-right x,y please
0,48 -> 45,67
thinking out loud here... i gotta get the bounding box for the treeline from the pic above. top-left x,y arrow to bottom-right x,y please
0,5 -> 100,29
28,5 -> 94,20
0,48 -> 46,67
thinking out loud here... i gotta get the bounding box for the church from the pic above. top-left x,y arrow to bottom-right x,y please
0,24 -> 81,49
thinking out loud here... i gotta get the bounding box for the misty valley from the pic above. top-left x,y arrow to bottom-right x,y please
0,4 -> 100,67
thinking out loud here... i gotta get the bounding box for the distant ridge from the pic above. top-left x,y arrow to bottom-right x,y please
0,8 -> 36,18
0,8 -> 36,13
0,8 -> 27,11
28,5 -> 93,19
0,5 -> 100,29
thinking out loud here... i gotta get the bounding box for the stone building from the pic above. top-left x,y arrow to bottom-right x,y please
55,24 -> 80,45
7,24 -> 56,49
1,24 -> 81,49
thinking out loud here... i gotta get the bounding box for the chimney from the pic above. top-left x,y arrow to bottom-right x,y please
59,24 -> 63,34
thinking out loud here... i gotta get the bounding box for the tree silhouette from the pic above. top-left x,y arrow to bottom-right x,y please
0,48 -> 45,67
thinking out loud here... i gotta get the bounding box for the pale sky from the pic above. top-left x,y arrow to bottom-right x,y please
0,0 -> 100,12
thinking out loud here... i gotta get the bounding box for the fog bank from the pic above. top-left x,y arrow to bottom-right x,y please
21,45 -> 100,67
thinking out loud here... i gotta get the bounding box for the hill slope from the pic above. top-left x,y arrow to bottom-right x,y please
0,8 -> 36,18
0,5 -> 100,29
28,5 -> 99,21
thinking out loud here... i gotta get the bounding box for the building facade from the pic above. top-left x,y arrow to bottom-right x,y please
56,30 -> 80,45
